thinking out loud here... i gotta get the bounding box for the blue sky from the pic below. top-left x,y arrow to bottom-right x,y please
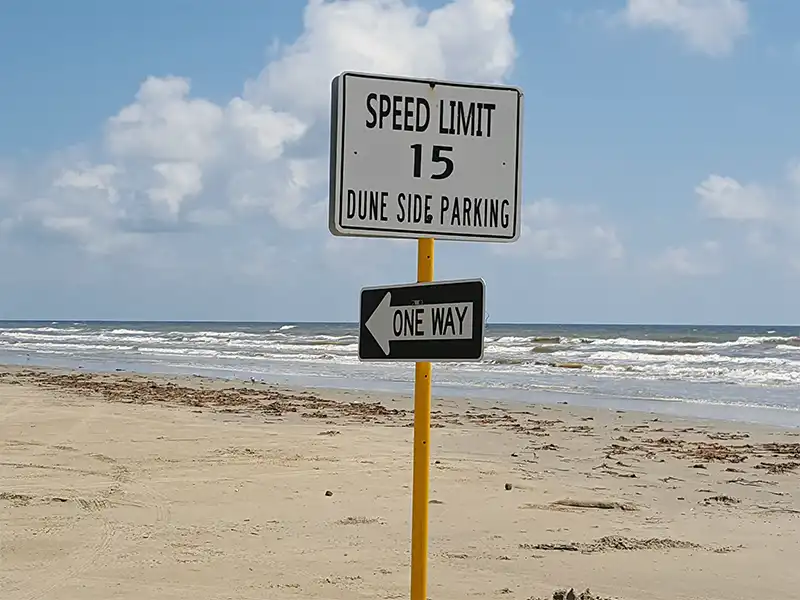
0,0 -> 798,325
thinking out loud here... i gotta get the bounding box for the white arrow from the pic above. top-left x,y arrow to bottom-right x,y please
365,292 -> 474,356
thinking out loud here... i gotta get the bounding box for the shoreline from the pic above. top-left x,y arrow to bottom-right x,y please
2,357 -> 800,429
2,363 -> 797,439
3,366 -> 800,599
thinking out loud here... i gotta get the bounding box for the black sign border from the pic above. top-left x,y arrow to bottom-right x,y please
358,278 -> 485,362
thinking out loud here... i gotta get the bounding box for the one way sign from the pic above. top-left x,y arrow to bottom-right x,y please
359,279 -> 485,362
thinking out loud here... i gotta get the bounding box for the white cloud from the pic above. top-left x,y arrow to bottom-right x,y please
54,163 -> 120,202
653,240 -> 721,276
2,0 -> 518,258
620,0 -> 748,57
148,162 -> 203,216
495,198 -> 624,261
227,157 -> 328,230
695,174 -> 772,221
23,163 -> 124,252
678,158 -> 800,269
244,0 -> 516,117
695,160 -> 800,230
17,162 -> 135,254
106,77 -> 225,163
226,98 -> 307,162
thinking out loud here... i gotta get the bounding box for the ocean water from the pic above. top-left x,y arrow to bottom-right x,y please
1,321 -> 799,427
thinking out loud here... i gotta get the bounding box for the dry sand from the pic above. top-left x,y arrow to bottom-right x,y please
1,366 -> 799,600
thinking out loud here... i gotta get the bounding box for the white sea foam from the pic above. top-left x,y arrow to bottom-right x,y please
2,323 -> 799,417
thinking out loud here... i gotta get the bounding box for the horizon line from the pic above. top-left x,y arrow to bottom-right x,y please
1,319 -> 798,329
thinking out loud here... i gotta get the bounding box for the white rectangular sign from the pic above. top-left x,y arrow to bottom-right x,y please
329,71 -> 523,242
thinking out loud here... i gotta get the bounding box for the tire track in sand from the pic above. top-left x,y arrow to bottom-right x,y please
3,443 -> 170,600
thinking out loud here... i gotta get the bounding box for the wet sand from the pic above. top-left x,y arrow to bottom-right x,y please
1,366 -> 799,599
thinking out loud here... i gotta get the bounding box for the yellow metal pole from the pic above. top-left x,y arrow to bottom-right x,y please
410,237 -> 434,600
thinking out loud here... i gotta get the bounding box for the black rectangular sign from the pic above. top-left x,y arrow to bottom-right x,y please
358,279 -> 485,362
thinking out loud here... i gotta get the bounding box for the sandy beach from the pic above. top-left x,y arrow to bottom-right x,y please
1,366 -> 799,599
